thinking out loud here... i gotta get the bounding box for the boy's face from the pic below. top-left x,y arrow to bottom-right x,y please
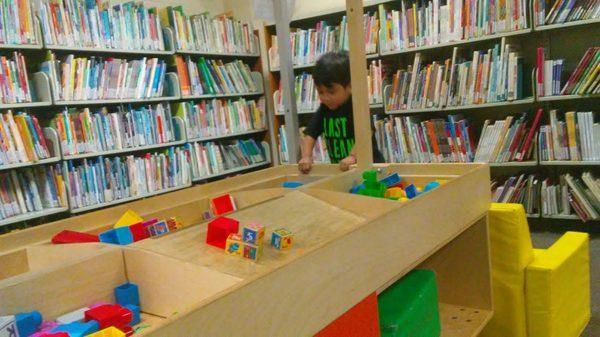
316,83 -> 351,110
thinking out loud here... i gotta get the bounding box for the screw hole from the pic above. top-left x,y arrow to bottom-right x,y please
452,317 -> 458,320
460,308 -> 465,311
466,319 -> 472,323
474,310 -> 479,313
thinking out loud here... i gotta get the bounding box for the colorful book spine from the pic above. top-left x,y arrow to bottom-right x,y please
368,59 -> 384,104
188,139 -> 266,179
275,72 -> 320,114
278,125 -> 330,164
539,110 -> 599,161
541,172 -> 600,221
539,0 -> 600,26
560,47 -> 600,95
0,110 -> 51,166
492,174 -> 539,214
0,0 -> 37,45
0,52 -> 32,104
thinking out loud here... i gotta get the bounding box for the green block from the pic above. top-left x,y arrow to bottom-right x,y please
378,269 -> 441,337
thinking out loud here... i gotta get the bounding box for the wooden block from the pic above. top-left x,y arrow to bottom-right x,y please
242,223 -> 265,245
225,234 -> 243,257
271,228 -> 293,250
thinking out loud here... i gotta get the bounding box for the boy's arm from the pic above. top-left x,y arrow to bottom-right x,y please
301,135 -> 317,160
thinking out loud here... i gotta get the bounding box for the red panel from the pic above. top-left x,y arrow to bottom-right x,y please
315,293 -> 380,337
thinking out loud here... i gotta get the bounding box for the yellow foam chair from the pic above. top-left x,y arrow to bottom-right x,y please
481,203 -> 590,337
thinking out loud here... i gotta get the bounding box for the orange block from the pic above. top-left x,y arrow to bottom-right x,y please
315,293 -> 380,337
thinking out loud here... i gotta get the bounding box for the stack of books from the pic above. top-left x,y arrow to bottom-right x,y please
1,111 -> 52,167
491,174 -> 539,215
1,52 -> 32,104
53,104 -> 177,157
368,60 -> 383,104
175,56 -> 257,97
378,1 -> 529,53
541,172 -> 600,221
338,12 -> 379,54
0,0 -> 37,45
38,0 -> 165,51
373,114 -> 474,163
41,54 -> 168,101
560,47 -> 600,95
539,110 -> 599,161
535,0 -> 600,26
275,72 -> 320,114
474,109 -> 542,163
187,139 -> 266,179
66,147 -> 191,210
177,98 -> 266,141
278,125 -> 330,164
387,41 -> 526,112
0,164 -> 67,221
536,47 -> 564,97
162,8 -> 256,54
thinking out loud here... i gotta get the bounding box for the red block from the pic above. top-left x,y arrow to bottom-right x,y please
129,222 -> 149,242
210,194 -> 236,216
315,293 -> 380,337
36,333 -> 69,337
84,304 -> 132,330
206,216 -> 239,249
52,230 -> 99,244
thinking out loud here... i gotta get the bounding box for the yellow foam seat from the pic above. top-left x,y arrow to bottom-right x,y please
525,232 -> 590,337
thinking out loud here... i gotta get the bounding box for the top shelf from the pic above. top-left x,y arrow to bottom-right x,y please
175,49 -> 260,58
534,18 -> 600,32
45,44 -> 174,56
0,43 -> 43,50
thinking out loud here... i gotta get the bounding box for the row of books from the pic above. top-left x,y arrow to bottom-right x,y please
66,147 -> 190,210
560,47 -> 600,95
539,110 -> 599,161
0,0 -> 37,45
1,52 -> 32,104
38,0 -> 165,51
368,60 -> 384,104
339,12 -> 380,55
541,172 -> 599,221
536,47 -> 564,97
162,7 -> 256,54
52,103 -> 177,157
387,41 -> 525,112
378,0 -> 529,53
278,125 -> 330,164
275,72 -> 320,114
0,164 -> 67,221
175,56 -> 257,97
1,111 -> 52,167
186,139 -> 266,179
492,174 -> 539,215
176,98 -> 266,141
41,54 -> 167,102
534,0 -> 600,26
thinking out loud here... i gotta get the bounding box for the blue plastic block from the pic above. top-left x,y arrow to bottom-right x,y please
125,304 -> 141,326
405,184 -> 419,199
423,181 -> 441,193
99,227 -> 133,245
114,282 -> 140,307
15,311 -> 42,337
51,320 -> 99,337
349,184 -> 365,194
379,173 -> 401,188
283,181 -> 304,188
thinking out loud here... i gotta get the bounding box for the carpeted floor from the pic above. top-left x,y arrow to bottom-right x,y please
530,231 -> 598,337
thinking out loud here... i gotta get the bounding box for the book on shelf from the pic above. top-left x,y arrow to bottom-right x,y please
176,97 -> 266,140
474,109 -> 542,163
40,53 -> 168,101
491,174 -> 539,215
38,0 -> 165,51
0,52 -> 32,104
0,0 -> 37,45
541,172 -> 600,221
53,103 -> 177,157
0,164 -> 67,221
175,56 -> 257,97
66,146 -> 191,210
186,139 -> 266,179
387,39 -> 528,111
372,113 -> 475,163
368,59 -> 383,104
378,0 -> 529,53
535,0 -> 600,26
560,47 -> 600,95
536,47 -> 565,97
275,72 -> 320,114
1,110 -> 52,166
278,125 -> 330,164
539,110 -> 599,161
160,7 -> 256,54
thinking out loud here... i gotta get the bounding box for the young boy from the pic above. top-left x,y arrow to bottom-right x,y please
299,51 -> 384,173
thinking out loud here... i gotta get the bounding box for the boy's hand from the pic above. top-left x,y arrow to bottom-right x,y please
339,155 -> 357,171
298,156 -> 313,174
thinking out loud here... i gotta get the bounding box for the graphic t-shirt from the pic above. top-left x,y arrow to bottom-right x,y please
304,98 -> 384,164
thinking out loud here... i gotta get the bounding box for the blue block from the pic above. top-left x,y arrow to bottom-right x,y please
423,181 -> 441,193
125,304 -> 141,326
283,181 -> 304,188
99,227 -> 133,245
51,320 -> 99,337
405,184 -> 419,199
115,282 -> 140,307
349,184 -> 365,194
15,311 -> 42,337
379,173 -> 401,188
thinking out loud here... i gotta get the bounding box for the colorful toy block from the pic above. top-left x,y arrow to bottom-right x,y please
84,304 -> 132,330
32,333 -> 69,337
124,305 -> 140,326
206,217 -> 240,249
113,210 -> 144,228
127,223 -> 148,242
51,321 -> 99,337
359,170 -> 386,198
210,194 -> 237,216
271,228 -> 293,250
147,220 -> 169,237
379,173 -> 401,188
114,283 -> 140,307
99,227 -> 133,245
166,217 -> 182,231
423,181 -> 441,192
282,181 -> 303,188
349,184 -> 364,194
202,210 -> 215,220
56,307 -> 88,324
225,233 -> 243,256
385,187 -> 405,200
51,230 -> 99,244
242,223 -> 265,245
29,321 -> 59,337
85,326 -> 126,337
4,311 -> 42,337
243,242 -> 263,261
405,184 -> 419,199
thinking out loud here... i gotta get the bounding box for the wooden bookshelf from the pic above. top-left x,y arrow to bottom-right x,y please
536,94 -> 600,102
44,45 -> 175,56
0,207 -> 69,228
534,18 -> 600,32
0,157 -> 61,172
188,128 -> 268,143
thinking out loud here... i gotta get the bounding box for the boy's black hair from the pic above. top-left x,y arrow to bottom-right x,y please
313,51 -> 350,88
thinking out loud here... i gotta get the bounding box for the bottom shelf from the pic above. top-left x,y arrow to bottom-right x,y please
192,161 -> 271,182
440,303 -> 493,337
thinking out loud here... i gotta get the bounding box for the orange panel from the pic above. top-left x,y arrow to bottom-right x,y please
315,293 -> 380,337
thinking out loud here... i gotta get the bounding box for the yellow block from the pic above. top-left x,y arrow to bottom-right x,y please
86,326 -> 126,337
526,232 -> 590,337
113,210 -> 144,228
481,203 -> 533,337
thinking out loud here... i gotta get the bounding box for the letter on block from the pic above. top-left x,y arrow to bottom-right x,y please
271,228 -> 293,250
242,223 -> 265,245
